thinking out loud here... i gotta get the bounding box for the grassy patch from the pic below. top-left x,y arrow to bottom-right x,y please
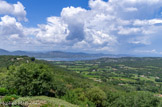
12,96 -> 78,107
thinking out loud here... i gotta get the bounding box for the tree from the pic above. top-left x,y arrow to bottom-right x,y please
86,87 -> 107,107
30,57 -> 35,61
62,88 -> 95,107
6,63 -> 53,96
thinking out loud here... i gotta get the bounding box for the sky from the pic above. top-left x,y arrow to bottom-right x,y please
1,0 -> 162,56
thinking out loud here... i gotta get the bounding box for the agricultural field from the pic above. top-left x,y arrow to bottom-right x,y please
52,57 -> 162,93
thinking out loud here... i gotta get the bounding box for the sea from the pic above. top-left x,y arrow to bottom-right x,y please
36,57 -> 100,61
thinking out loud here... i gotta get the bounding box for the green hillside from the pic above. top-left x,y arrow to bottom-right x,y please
0,56 -> 162,107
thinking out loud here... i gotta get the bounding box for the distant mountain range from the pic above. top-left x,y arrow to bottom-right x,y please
0,49 -> 131,58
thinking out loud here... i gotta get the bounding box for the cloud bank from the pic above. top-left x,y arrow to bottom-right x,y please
0,0 -> 162,54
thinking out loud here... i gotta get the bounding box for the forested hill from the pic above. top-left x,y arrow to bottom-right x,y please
0,56 -> 34,68
0,56 -> 162,107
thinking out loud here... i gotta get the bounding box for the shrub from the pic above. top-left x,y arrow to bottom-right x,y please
1,95 -> 19,103
0,88 -> 8,96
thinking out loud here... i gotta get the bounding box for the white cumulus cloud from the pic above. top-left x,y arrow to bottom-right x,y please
0,0 -> 27,21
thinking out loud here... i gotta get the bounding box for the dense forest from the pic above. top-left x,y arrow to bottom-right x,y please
0,56 -> 162,107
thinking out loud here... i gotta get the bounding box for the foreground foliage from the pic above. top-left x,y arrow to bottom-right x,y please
6,63 -> 53,96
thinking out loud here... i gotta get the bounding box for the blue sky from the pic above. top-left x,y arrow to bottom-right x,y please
1,0 -> 162,56
5,0 -> 91,27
